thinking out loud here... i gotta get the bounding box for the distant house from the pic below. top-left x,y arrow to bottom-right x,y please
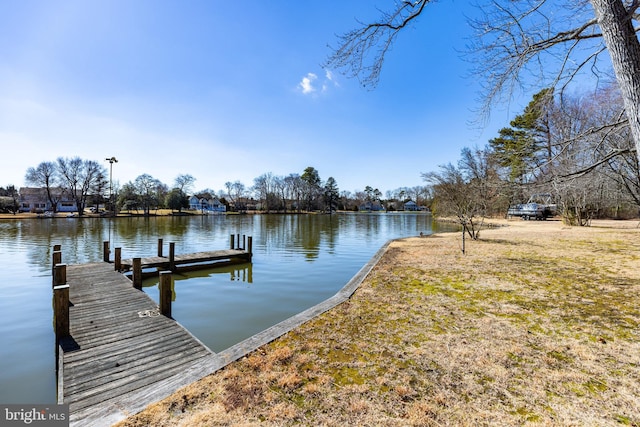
188,194 -> 226,213
403,200 -> 420,211
359,201 -> 385,212
19,187 -> 78,213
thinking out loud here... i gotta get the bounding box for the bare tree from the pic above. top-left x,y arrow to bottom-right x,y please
224,180 -> 247,212
527,83 -> 640,222
407,185 -> 430,208
57,157 -> 107,216
253,172 -> 277,213
133,174 -> 165,215
174,174 -> 195,195
284,174 -> 303,212
460,146 -> 508,217
422,149 -> 497,248
340,190 -> 354,210
586,88 -> 640,215
170,174 -> 195,213
25,161 -> 60,212
224,181 -> 236,209
326,0 -> 640,164
273,175 -> 288,213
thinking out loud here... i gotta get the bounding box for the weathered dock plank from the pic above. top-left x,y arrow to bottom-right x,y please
61,262 -> 214,426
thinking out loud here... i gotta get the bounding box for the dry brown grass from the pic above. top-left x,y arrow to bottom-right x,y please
116,218 -> 640,426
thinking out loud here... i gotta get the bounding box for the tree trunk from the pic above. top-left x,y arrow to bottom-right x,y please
591,0 -> 640,161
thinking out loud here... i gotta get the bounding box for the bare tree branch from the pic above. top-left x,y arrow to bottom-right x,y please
557,147 -> 635,179
325,0 -> 430,88
326,0 -> 633,113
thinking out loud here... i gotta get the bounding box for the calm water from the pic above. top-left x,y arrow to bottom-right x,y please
0,213 -> 454,404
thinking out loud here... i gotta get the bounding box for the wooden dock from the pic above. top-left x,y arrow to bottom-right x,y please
50,235 -> 388,426
58,262 -> 213,426
51,237 -> 253,426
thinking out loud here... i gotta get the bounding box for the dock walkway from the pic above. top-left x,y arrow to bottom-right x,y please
59,262 -> 213,426
120,249 -> 249,271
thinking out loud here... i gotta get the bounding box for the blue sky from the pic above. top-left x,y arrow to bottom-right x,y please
0,0 -> 525,195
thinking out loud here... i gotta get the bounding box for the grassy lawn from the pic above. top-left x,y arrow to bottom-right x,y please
109,219 -> 639,425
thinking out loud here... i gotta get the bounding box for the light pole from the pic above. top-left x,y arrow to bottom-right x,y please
105,157 -> 118,256
105,157 -> 118,214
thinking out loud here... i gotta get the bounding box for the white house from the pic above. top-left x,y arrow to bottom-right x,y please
188,194 -> 226,213
19,187 -> 78,213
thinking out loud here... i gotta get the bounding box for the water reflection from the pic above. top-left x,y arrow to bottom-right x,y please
0,212 -> 456,404
15,213 -> 443,271
142,263 -> 254,300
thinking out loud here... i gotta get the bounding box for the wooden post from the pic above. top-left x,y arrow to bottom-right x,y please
133,257 -> 142,289
159,271 -> 172,318
53,244 -> 61,252
53,263 -> 67,289
158,238 -> 163,257
247,236 -> 253,260
52,250 -> 62,277
114,247 -> 122,271
169,242 -> 175,271
103,241 -> 110,262
52,251 -> 62,268
461,225 -> 466,255
236,234 -> 240,249
230,234 -> 235,250
242,234 -> 246,250
53,284 -> 70,340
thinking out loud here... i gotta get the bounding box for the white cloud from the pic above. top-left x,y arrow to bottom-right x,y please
325,70 -> 334,82
324,69 -> 340,91
298,73 -> 317,94
298,70 -> 339,95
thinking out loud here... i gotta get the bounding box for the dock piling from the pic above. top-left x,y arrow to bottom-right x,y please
53,262 -> 67,289
53,284 -> 70,340
53,263 -> 69,340
52,244 -> 62,275
133,258 -> 142,289
230,234 -> 235,250
114,247 -> 122,271
158,238 -> 163,257
103,241 -> 110,262
52,250 -> 62,277
169,242 -> 175,271
159,271 -> 172,317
